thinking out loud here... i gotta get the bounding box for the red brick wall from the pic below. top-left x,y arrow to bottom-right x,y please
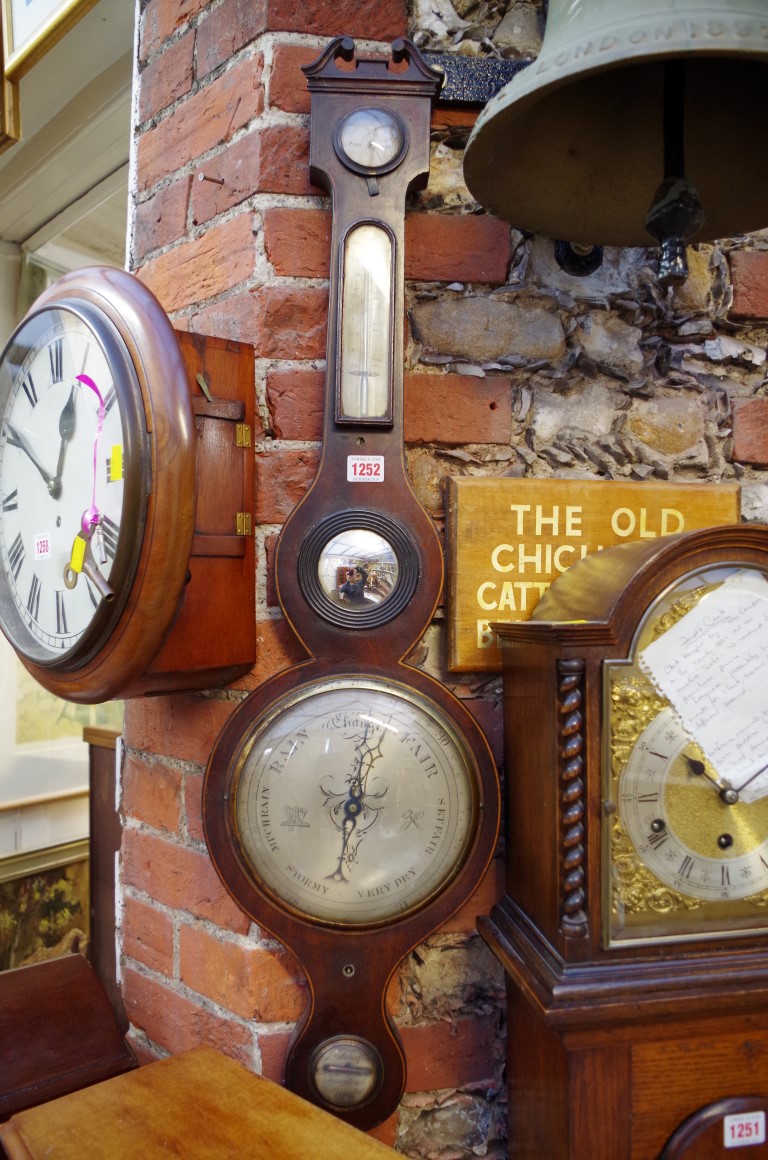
124,2 -> 508,1152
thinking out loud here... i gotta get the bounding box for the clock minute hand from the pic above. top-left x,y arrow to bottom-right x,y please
733,759 -> 768,799
5,421 -> 56,493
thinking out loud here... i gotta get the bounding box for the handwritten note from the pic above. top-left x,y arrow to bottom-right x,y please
639,569 -> 768,803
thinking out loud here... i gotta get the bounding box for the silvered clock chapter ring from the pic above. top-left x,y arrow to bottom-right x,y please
225,677 -> 480,928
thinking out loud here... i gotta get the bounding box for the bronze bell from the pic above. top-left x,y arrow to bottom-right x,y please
463,0 -> 768,283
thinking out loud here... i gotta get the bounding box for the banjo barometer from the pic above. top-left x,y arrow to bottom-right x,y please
203,38 -> 500,1130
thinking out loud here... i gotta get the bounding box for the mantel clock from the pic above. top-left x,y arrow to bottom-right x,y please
487,523 -> 768,1158
203,38 -> 499,1131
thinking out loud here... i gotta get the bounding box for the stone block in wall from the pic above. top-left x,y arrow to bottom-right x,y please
575,312 -> 644,378
627,397 -> 707,458
398,1090 -> 502,1157
411,295 -> 566,363
673,245 -> 716,313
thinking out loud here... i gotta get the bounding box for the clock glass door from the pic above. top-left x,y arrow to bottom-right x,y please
604,563 -> 768,946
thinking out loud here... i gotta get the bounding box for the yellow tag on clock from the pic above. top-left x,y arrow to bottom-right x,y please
109,444 -> 124,481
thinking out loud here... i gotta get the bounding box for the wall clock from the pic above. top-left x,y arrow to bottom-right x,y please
203,38 -> 500,1130
485,523 -> 768,1158
0,267 -> 255,702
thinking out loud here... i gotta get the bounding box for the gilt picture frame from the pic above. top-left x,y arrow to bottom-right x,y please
0,9 -> 18,151
2,0 -> 98,81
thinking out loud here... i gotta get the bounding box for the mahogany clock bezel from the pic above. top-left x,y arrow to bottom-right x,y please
0,266 -> 196,703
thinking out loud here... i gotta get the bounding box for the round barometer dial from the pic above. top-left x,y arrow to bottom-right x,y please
222,677 -> 478,927
335,107 -> 407,173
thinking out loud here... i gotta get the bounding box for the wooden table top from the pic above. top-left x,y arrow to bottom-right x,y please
0,1046 -> 396,1159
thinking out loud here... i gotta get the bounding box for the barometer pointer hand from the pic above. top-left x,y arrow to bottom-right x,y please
327,723 -> 378,882
328,795 -> 361,883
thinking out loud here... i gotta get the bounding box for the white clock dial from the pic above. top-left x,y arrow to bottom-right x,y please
336,107 -> 406,172
0,305 -> 137,665
620,707 -> 768,902
232,678 -> 478,926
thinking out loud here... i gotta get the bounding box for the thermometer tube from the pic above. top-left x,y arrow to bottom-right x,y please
338,223 -> 393,422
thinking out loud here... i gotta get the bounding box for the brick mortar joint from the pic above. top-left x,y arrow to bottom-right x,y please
137,41 -> 264,133
123,951 -> 296,1031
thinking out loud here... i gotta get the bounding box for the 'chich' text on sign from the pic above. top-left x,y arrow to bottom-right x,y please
446,478 -> 740,672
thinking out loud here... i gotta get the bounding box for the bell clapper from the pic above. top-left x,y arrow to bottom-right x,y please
644,58 -> 705,288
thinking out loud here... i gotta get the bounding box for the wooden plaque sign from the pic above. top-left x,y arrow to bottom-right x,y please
446,478 -> 740,672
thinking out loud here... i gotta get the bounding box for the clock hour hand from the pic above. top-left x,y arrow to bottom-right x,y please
54,383 -> 77,486
684,754 -> 722,791
684,753 -> 742,805
5,421 -> 57,494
